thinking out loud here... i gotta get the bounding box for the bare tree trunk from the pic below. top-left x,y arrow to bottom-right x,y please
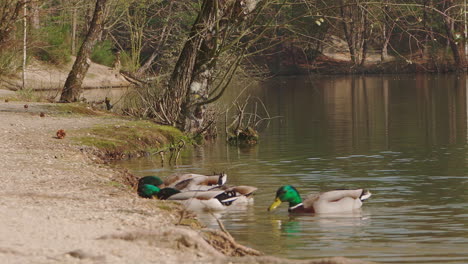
465,0 -> 467,61
360,5 -> 369,65
135,24 -> 171,77
162,0 -> 260,132
22,2 -> 27,89
71,4 -> 77,55
30,0 -> 40,29
381,0 -> 394,62
340,0 -> 368,66
422,0 -> 431,59
0,1 -> 26,48
163,1 -> 213,128
440,0 -> 466,72
60,0 -> 108,102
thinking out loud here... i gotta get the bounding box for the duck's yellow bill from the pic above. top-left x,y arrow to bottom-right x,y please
268,198 -> 282,211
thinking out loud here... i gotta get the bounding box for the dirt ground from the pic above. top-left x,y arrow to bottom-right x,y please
0,99 -> 374,264
0,58 -> 130,91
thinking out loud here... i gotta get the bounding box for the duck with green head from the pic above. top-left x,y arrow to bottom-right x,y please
137,176 -> 239,211
137,176 -> 165,198
164,173 -> 227,191
139,173 -> 227,192
268,185 -> 371,214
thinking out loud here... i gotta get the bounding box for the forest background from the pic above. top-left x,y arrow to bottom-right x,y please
1,0 -> 467,136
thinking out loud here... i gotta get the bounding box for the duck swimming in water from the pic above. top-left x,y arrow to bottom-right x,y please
268,185 -> 371,214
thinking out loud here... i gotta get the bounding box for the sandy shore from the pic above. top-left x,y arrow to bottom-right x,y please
0,100 -> 372,264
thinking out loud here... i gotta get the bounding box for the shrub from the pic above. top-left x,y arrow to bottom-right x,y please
91,40 -> 115,67
119,50 -> 138,72
0,48 -> 22,75
32,25 -> 71,65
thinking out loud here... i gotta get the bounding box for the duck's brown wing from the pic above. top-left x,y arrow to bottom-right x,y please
302,192 -> 320,210
317,189 -> 364,202
167,190 -> 223,200
163,173 -> 192,186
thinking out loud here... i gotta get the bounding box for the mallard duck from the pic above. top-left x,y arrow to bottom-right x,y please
137,176 -> 165,198
211,185 -> 258,205
137,173 -> 224,195
268,185 -> 371,214
138,184 -> 238,211
164,173 -> 227,191
137,174 -> 256,210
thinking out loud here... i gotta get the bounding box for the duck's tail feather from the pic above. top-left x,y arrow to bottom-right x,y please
217,173 -> 227,186
360,189 -> 372,201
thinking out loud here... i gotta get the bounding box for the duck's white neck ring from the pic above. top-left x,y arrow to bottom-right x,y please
289,203 -> 303,210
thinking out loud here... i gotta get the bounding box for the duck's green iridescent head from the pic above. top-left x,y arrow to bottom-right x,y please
138,176 -> 164,187
137,176 -> 165,198
268,185 -> 302,211
138,184 -> 161,198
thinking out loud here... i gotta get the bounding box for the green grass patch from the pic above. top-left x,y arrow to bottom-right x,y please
157,204 -> 174,211
75,120 -> 190,159
15,88 -> 42,102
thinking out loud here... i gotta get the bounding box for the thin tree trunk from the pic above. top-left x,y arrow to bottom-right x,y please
340,2 -> 356,64
440,0 -> 465,71
163,0 -> 260,132
0,1 -> 25,48
71,5 -> 77,55
30,0 -> 40,29
60,0 -> 108,102
465,0 -> 467,61
340,0 -> 368,66
163,0 -> 217,128
360,6 -> 369,66
381,0 -> 394,62
422,0 -> 430,59
22,2 -> 27,90
135,24 -> 170,77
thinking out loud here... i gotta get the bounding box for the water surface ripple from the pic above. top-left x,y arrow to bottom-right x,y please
117,75 -> 468,263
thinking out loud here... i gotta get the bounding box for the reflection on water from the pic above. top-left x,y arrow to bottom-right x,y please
116,75 -> 468,263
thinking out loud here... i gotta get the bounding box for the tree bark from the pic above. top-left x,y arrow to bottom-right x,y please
380,0 -> 394,62
163,0 -> 212,129
71,4 -> 77,55
30,0 -> 40,29
340,0 -> 368,66
22,2 -> 27,89
421,0 -> 432,60
135,23 -> 171,77
164,0 -> 260,132
60,0 -> 108,102
0,1 -> 25,48
440,0 -> 466,71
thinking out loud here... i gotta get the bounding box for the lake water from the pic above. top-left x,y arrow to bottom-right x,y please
116,74 -> 468,263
